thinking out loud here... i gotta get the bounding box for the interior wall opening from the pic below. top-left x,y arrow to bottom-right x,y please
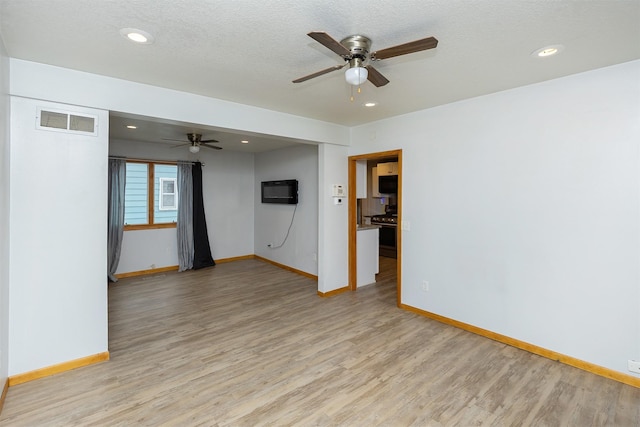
348,150 -> 402,306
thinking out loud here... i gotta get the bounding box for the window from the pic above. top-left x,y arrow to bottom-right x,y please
159,177 -> 178,210
124,161 -> 178,230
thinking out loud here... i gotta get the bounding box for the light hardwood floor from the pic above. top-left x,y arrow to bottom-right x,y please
1,258 -> 639,426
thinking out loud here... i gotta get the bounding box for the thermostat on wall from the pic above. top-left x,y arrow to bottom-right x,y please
332,184 -> 345,197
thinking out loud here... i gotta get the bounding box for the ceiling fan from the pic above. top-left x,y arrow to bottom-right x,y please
293,31 -> 438,88
163,133 -> 222,153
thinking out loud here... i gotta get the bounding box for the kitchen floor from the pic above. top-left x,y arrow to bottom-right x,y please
376,255 -> 397,287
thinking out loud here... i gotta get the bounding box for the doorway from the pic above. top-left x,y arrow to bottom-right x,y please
348,150 -> 402,306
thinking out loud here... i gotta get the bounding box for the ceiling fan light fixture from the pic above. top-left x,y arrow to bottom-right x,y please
345,66 -> 368,86
189,145 -> 200,154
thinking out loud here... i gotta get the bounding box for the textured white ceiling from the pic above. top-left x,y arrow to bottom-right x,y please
1,0 -> 638,142
108,111 -> 315,153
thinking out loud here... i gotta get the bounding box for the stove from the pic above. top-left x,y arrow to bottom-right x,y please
371,204 -> 398,226
370,214 -> 398,225
370,206 -> 397,258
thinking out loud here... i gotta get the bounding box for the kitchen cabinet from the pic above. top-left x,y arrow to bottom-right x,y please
357,226 -> 379,287
356,160 -> 367,199
377,161 -> 398,176
371,166 -> 389,197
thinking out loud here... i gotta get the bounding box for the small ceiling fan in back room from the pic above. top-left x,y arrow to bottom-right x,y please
162,133 -> 222,153
292,31 -> 438,97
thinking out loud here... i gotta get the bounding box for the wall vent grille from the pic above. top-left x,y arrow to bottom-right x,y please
36,108 -> 98,136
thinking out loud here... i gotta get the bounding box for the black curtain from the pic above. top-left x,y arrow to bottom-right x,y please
192,162 -> 215,270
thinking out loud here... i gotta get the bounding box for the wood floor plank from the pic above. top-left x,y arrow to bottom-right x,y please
1,257 -> 638,426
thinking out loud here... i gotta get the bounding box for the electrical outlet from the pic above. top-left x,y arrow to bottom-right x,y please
628,359 -> 640,374
421,280 -> 429,292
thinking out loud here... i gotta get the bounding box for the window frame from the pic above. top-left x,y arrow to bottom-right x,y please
124,160 -> 178,231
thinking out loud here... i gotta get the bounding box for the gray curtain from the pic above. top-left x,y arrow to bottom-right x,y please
177,161 -> 194,271
107,158 -> 126,282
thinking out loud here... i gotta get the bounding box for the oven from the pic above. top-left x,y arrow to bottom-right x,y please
377,223 -> 397,258
370,214 -> 397,258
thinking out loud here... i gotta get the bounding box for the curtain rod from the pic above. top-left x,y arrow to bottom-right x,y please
108,156 -> 204,166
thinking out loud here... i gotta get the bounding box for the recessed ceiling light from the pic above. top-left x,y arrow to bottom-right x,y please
532,44 -> 564,58
126,125 -> 137,129
538,48 -> 558,57
120,28 -> 154,44
364,102 -> 377,107
241,140 -> 249,144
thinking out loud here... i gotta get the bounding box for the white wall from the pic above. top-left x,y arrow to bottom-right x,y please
318,143 -> 349,293
255,144 -> 318,275
349,61 -> 640,377
9,97 -> 108,375
117,229 -> 178,274
0,30 -> 11,385
202,145 -> 255,260
110,139 -> 255,274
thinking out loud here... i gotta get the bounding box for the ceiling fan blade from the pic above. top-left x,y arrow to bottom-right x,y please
201,144 -> 222,150
307,32 -> 351,57
365,65 -> 390,87
293,64 -> 345,83
201,139 -> 219,143
162,138 -> 189,143
170,142 -> 190,148
371,36 -> 438,61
